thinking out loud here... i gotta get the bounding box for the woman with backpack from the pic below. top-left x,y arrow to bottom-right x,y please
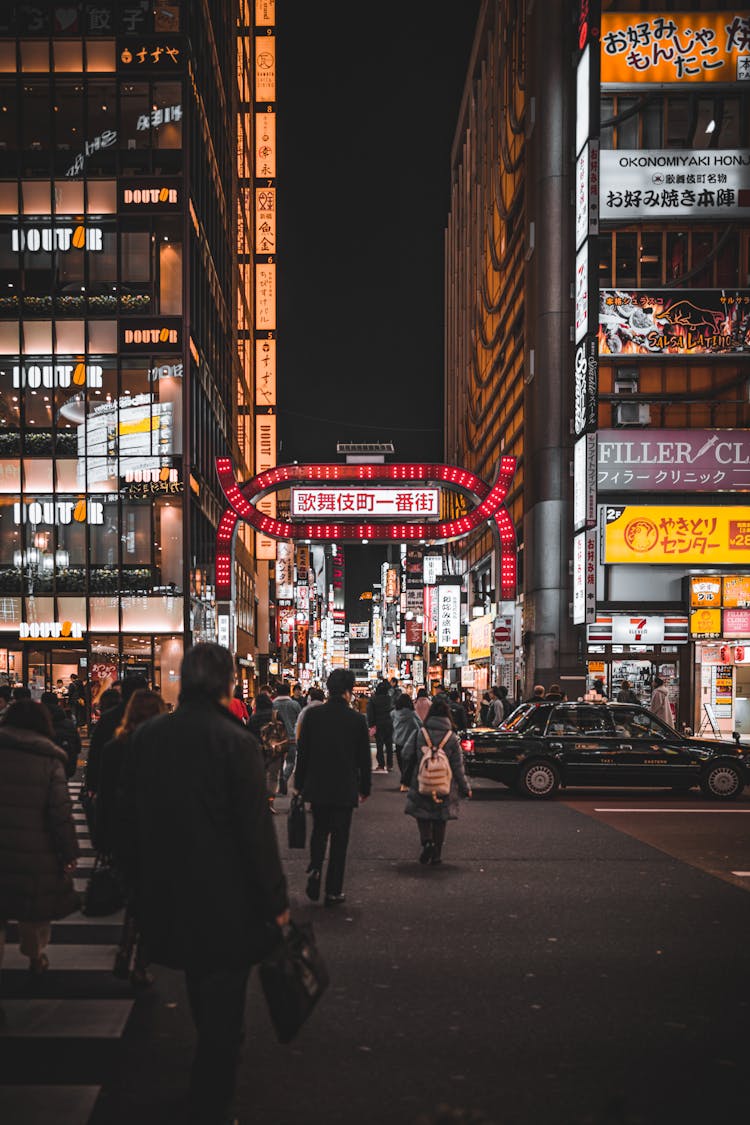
401,698 -> 472,866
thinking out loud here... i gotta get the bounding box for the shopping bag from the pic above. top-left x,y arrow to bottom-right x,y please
287,793 -> 306,849
82,855 -> 124,917
259,920 -> 329,1044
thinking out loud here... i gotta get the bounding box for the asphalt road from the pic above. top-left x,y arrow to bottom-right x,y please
83,770 -> 750,1125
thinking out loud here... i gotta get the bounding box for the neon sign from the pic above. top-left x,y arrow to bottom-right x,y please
291,487 -> 440,517
214,459 -> 518,602
13,363 -> 102,388
11,226 -> 103,252
20,621 -> 83,641
123,186 -> 179,206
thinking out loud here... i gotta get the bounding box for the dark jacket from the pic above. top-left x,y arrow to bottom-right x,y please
616,689 -> 639,704
85,701 -> 126,794
118,699 -> 288,971
247,700 -> 275,744
0,726 -> 80,921
402,715 -> 471,822
272,695 -> 301,745
45,702 -> 82,779
95,732 -> 132,856
295,696 -> 372,807
366,690 -> 393,730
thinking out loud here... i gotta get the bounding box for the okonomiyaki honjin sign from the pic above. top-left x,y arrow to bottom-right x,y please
215,458 -> 518,601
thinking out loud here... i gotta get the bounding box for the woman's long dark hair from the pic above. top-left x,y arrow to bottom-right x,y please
1,699 -> 55,738
115,689 -> 167,741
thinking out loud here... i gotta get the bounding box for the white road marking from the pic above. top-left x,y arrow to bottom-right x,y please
593,808 -> 750,813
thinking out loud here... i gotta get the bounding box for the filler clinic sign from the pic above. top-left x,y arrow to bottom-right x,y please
598,429 -> 750,492
290,487 -> 439,518
600,12 -> 750,86
604,505 -> 750,565
599,150 -> 750,222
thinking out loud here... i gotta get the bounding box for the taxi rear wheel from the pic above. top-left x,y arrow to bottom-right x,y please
517,759 -> 560,799
699,761 -> 744,801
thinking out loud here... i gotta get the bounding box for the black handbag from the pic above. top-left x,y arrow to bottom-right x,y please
259,920 -> 329,1044
82,855 -> 124,917
287,792 -> 306,849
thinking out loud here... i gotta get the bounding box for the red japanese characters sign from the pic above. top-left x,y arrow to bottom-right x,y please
215,459 -> 517,602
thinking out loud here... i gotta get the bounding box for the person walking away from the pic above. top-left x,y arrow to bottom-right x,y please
295,685 -> 325,743
616,679 -> 639,704
366,678 -> 395,772
40,691 -> 82,780
294,668 -> 371,907
524,684 -> 546,703
85,674 -> 148,805
248,691 -> 282,812
228,684 -> 249,724
392,693 -> 423,791
96,688 -> 167,986
414,687 -> 432,723
272,681 -> 301,795
118,643 -> 289,1125
401,698 -> 471,866
67,673 -> 87,728
447,688 -> 468,730
545,683 -> 565,701
0,700 -> 79,1023
649,677 -> 673,725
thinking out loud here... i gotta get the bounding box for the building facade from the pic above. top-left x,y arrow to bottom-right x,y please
446,0 -> 750,728
0,0 -> 261,710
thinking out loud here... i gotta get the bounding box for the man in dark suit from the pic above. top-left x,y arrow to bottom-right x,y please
294,667 -> 371,907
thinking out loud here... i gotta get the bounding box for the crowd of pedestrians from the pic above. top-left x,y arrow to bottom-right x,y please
0,647 -> 682,1123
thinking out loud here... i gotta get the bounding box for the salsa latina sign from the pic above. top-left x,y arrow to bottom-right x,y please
598,289 -> 750,355
215,458 -> 518,601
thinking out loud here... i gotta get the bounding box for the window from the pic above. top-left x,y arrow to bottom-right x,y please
120,82 -> 150,149
0,84 -> 17,149
86,180 -> 116,214
87,229 -> 116,283
53,41 -> 83,73
22,180 -> 51,213
615,709 -> 667,740
87,320 -> 116,353
54,181 -> 84,215
89,497 -> 119,565
121,231 -> 151,281
0,43 -> 16,74
21,41 -> 50,73
23,320 -> 53,353
54,321 -> 86,354
85,40 -> 115,74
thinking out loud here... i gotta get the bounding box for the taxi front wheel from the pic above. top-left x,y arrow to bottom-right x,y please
699,761 -> 744,801
517,759 -> 560,799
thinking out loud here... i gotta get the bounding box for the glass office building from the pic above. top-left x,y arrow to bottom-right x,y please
0,0 -> 248,710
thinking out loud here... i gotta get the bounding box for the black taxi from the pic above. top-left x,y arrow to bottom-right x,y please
458,701 -> 750,800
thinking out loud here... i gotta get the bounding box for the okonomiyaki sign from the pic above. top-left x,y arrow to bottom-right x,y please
598,429 -> 750,491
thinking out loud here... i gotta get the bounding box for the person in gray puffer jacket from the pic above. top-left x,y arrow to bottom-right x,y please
392,693 -> 423,791
401,698 -> 472,866
0,700 -> 79,995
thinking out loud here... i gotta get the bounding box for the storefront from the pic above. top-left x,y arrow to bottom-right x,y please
689,575 -> 750,739
586,613 -> 688,724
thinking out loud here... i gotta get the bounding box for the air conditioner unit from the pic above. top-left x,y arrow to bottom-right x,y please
614,402 -> 651,426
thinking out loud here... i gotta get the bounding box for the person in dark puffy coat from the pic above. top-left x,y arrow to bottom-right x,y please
392,693 -> 423,791
247,691 -> 279,811
401,698 -> 472,866
0,700 -> 79,997
40,691 -> 82,780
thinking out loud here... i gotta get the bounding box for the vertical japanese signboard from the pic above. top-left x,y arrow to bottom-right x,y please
436,577 -> 462,653
254,1 -> 277,561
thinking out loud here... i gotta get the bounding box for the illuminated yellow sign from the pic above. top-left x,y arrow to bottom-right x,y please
689,577 -> 722,607
690,608 -> 722,637
467,614 -> 493,662
601,13 -> 750,85
604,505 -> 750,564
723,575 -> 750,606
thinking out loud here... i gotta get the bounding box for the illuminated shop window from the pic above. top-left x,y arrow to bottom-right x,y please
121,82 -> 150,149
0,183 -> 17,215
57,596 -> 86,625
23,321 -> 53,353
55,321 -> 86,354
121,594 -> 183,632
154,496 -> 183,590
53,41 -> 83,73
21,41 -> 50,73
86,320 -> 116,352
0,459 -> 21,493
84,40 -> 115,74
22,180 -> 51,214
54,181 -> 84,214
122,501 -> 151,564
22,458 -> 53,492
0,42 -> 15,73
55,459 -> 78,491
0,599 -> 22,630
159,238 -> 181,314
85,180 -> 116,214
89,600 -> 119,632
89,497 -> 119,566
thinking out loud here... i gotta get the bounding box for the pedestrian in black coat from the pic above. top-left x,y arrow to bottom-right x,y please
118,643 -> 289,1125
85,675 -> 146,797
40,691 -> 82,779
366,678 -> 394,771
295,668 -> 371,907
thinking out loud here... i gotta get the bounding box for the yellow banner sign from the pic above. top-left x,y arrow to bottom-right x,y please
601,12 -> 750,85
604,505 -> 750,564
690,608 -> 722,637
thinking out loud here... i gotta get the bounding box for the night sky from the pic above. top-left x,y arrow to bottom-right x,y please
275,3 -> 482,615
